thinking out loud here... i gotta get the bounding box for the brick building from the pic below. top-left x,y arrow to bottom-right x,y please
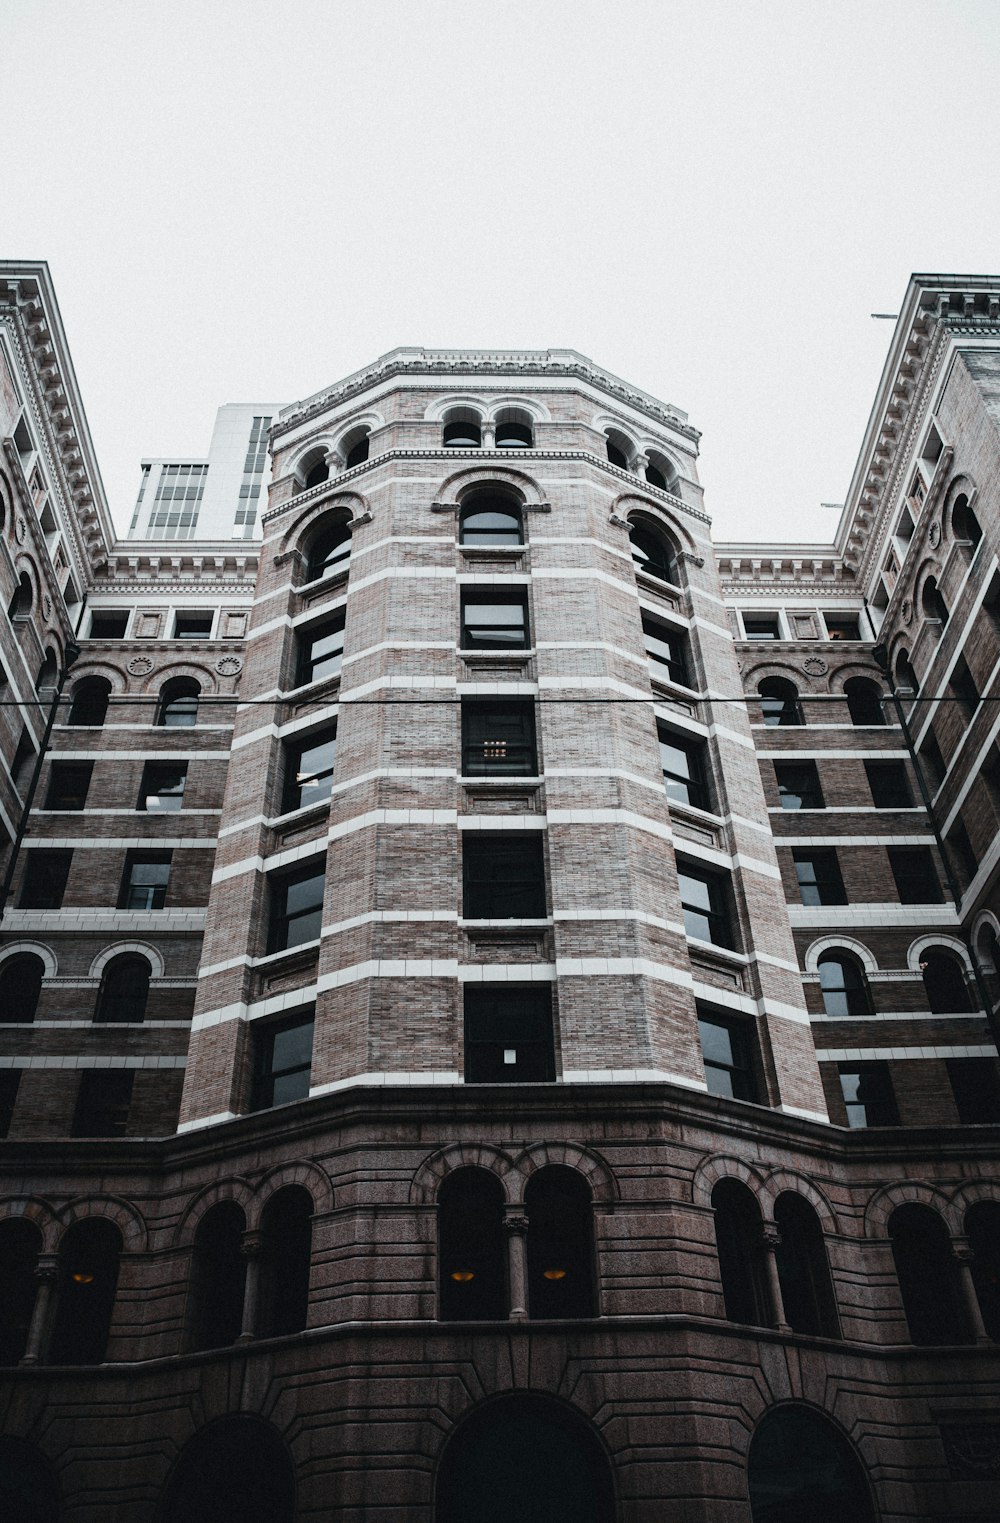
0,260 -> 998,1520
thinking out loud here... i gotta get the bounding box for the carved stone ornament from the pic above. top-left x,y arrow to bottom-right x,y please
929,520 -> 942,547
43,594 -> 52,618
681,551 -> 706,569
215,655 -> 243,677
503,1215 -> 530,1236
15,516 -> 25,543
901,598 -> 913,626
802,657 -> 828,676
608,512 -> 631,529
350,511 -> 373,528
127,656 -> 154,676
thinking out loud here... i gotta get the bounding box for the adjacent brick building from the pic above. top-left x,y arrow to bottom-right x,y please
0,261 -> 998,1520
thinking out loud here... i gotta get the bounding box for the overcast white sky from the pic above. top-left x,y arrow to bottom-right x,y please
6,0 -> 1000,543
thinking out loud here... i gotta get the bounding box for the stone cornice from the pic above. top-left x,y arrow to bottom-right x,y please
273,347 -> 698,442
717,550 -> 849,589
98,545 -> 259,588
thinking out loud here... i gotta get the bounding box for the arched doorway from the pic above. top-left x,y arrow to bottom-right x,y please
436,1394 -> 615,1523
748,1403 -> 877,1522
0,1436 -> 60,1523
158,1416 -> 295,1523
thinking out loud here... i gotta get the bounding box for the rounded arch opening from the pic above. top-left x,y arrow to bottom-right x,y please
644,451 -> 680,494
35,649 -> 57,695
0,1435 -> 61,1523
189,1200 -> 247,1351
525,1166 -> 596,1320
0,953 -> 45,1024
340,426 -> 370,468
94,953 -> 151,1024
443,407 -> 482,449
304,513 -> 352,581
436,1394 -> 615,1523
438,1166 -> 506,1322
7,573 -> 32,621
965,1200 -> 1000,1341
711,1178 -> 771,1327
773,1193 -> 840,1337
68,676 -> 111,727
844,677 -> 885,727
628,514 -> 679,585
0,1219 -> 42,1366
458,487 -> 524,547
157,1416 -> 295,1523
258,1185 -> 312,1338
817,950 -> 872,1017
604,427 -> 633,470
757,676 -> 802,727
748,1404 -> 877,1523
894,648 -> 918,694
298,446 -> 329,491
921,575 -> 949,626
50,1217 -> 123,1365
919,946 -> 972,1013
157,677 -> 201,728
494,407 -> 534,449
951,492 -> 982,554
888,1202 -> 965,1345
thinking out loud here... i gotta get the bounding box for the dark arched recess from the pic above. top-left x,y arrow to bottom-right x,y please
0,1436 -> 61,1523
436,1394 -> 615,1523
157,1416 -> 295,1523
748,1403 -> 877,1523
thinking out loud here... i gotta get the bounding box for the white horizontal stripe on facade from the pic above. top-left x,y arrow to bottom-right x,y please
0,910 -> 207,930
322,909 -> 460,937
810,1011 -> 983,1023
759,998 -> 811,1026
232,704 -> 340,752
706,724 -> 757,753
457,681 -> 539,696
48,750 -> 232,761
342,641 -> 455,667
177,1111 -> 239,1131
815,1045 -> 997,1061
546,807 -> 670,841
534,567 -> 641,596
6,1019 -> 192,1028
457,572 -> 531,587
561,1068 -> 709,1089
753,748 -> 910,760
308,1072 -> 463,1098
341,674 -> 461,701
317,960 -> 458,991
538,675 -> 654,701
787,904 -> 960,926
545,767 -> 664,796
459,964 -> 557,982
535,640 -> 649,669
553,957 -> 693,987
776,1104 -> 830,1123
775,835 -> 937,847
552,908 -> 687,936
529,535 -> 633,563
0,1055 -> 186,1069
331,808 -> 458,841
768,806 -> 924,815
40,809 -> 223,818
211,835 -> 326,884
690,616 -> 736,642
20,837 -> 215,850
199,955 -> 254,978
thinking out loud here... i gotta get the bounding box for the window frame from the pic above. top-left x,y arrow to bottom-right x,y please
641,613 -> 690,688
888,846 -> 943,904
864,760 -> 913,809
282,727 -> 337,813
138,761 -> 188,812
44,761 -> 93,812
463,833 -> 547,920
251,1009 -> 315,1110
461,699 -> 537,777
87,610 -> 129,639
118,851 -> 172,911
697,1008 -> 757,1101
774,760 -> 825,811
460,588 -> 530,651
267,860 -> 326,952
464,985 -> 556,1083
792,848 -> 847,907
296,612 -> 346,688
18,851 -> 72,909
742,612 -> 783,641
172,612 -> 214,641
817,952 -> 873,1017
658,726 -> 710,812
677,862 -> 733,947
72,1070 -> 134,1138
839,1062 -> 899,1127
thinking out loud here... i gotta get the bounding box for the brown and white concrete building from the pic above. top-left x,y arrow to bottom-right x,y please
0,261 -> 999,1520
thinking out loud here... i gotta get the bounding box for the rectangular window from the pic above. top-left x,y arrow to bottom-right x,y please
642,614 -> 689,687
948,819 -> 979,886
19,851 -> 72,909
919,731 -> 946,789
947,1059 -> 1000,1124
742,612 -> 782,640
88,610 -> 129,639
118,852 -> 172,910
138,762 -> 187,812
950,655 -> 980,717
824,613 -> 862,641
864,761 -> 913,809
252,1009 -> 315,1110
697,1008 -> 756,1101
888,846 -> 943,904
658,727 -> 709,811
283,727 -> 337,812
792,849 -> 847,906
839,1063 -> 899,1127
72,1071 -> 134,1138
774,760 -> 824,810
677,862 -> 732,946
463,834 -> 546,919
464,986 -> 555,1083
44,762 -> 93,811
461,700 -> 537,776
297,613 -> 345,686
460,589 -> 529,650
173,612 -> 214,640
268,861 -> 325,951
0,1073 -> 18,1138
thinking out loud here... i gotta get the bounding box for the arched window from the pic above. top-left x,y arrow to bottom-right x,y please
438,1168 -> 506,1322
711,1179 -> 770,1326
604,429 -> 632,470
773,1194 -> 839,1338
644,452 -> 679,494
458,491 -> 523,547
921,575 -> 949,626
758,677 -> 802,727
895,649 -> 918,695
50,1218 -> 122,1365
35,649 -> 57,694
628,518 -> 679,584
306,520 -> 352,580
157,1417 -> 295,1523
435,1394 -> 616,1523
0,1436 -> 60,1523
494,409 -> 533,448
0,954 -> 45,1024
817,951 -> 872,1017
748,1404 -> 876,1523
0,1219 -> 41,1365
94,954 -> 151,1024
526,1167 -> 596,1320
341,428 -> 370,468
190,1202 -> 246,1351
157,678 -> 200,728
966,1201 -> 1000,1341
7,573 -> 32,621
257,1186 -> 312,1338
888,1203 -> 965,1345
68,677 -> 111,727
299,448 -> 329,490
443,410 -> 482,449
920,948 -> 972,1013
844,677 -> 885,726
952,492 -> 982,554
976,921 -> 1000,1001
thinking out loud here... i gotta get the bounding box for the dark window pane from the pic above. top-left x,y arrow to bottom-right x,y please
462,701 -> 536,776
818,954 -> 871,1017
839,1063 -> 899,1127
88,611 -> 129,639
269,865 -> 325,951
68,680 -> 111,727
118,854 -> 171,910
659,728 -> 709,810
630,524 -> 678,584
139,762 -> 187,812
758,678 -> 802,726
463,835 -> 546,919
793,850 -> 847,906
825,614 -> 862,640
678,865 -> 732,947
44,763 -> 93,811
464,987 -> 555,1082
743,614 -> 781,640
0,956 -> 44,1024
460,494 -> 523,546
864,761 -> 913,809
157,681 -> 200,727
461,592 -> 529,650
284,728 -> 337,811
72,1071 -> 133,1137
642,615 -> 689,687
947,1059 -> 1000,1123
253,1012 -> 314,1110
307,524 -> 351,579
774,761 -> 824,810
298,615 -> 345,685
888,846 -> 942,904
698,1012 -> 756,1101
18,852 -> 72,909
95,956 -> 150,1024
173,614 -> 213,640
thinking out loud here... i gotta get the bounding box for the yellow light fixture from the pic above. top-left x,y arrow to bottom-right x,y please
71,1271 -> 94,1284
543,1268 -> 567,1281
450,1270 -> 475,1282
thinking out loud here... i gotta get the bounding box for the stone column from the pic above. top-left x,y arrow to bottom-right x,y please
237,1231 -> 262,1343
20,1257 -> 58,1366
761,1225 -> 792,1333
504,1213 -> 529,1321
481,421 -> 496,450
954,1239 -> 991,1344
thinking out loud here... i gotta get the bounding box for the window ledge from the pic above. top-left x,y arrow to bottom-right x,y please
268,799 -> 331,832
298,568 -> 349,602
280,674 -> 342,706
459,546 -> 526,562
460,919 -> 551,930
462,778 -> 542,796
252,939 -> 321,970
686,936 -> 747,965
